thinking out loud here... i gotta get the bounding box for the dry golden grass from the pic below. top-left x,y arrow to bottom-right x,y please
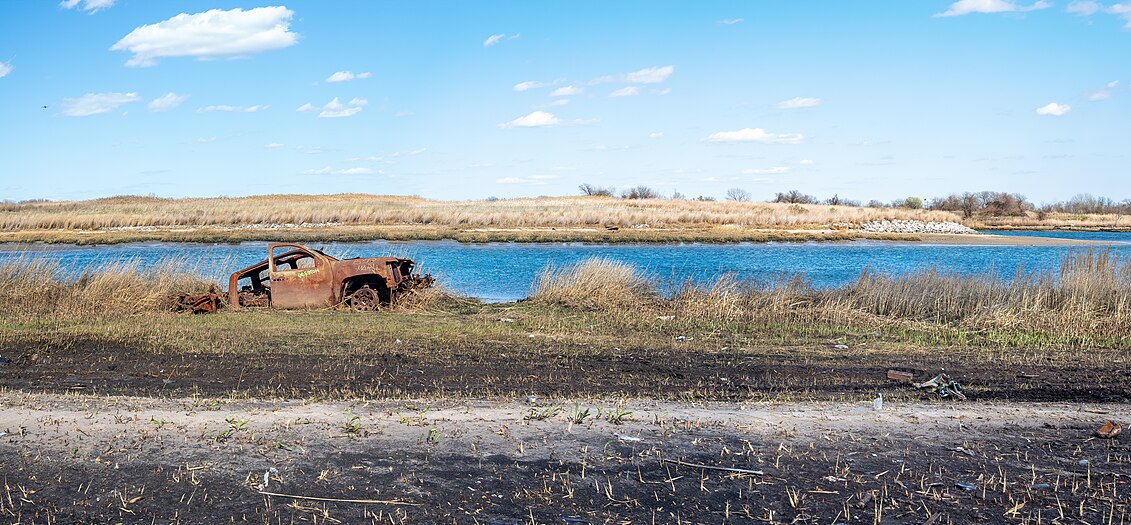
972,211 -> 1131,229
0,257 -> 214,321
530,251 -> 1131,345
0,194 -> 962,231
531,258 -> 657,310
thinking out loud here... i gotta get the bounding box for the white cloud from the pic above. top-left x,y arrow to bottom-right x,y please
500,111 -> 560,128
935,0 -> 1051,16
743,167 -> 790,174
1089,80 -> 1120,101
198,104 -> 267,113
774,97 -> 821,109
546,99 -> 570,106
0,62 -> 11,78
514,80 -> 557,92
303,167 -> 376,175
799,159 -> 814,165
299,97 -> 367,118
326,71 -> 372,83
649,132 -> 664,139
147,92 -> 188,112
197,136 -> 217,144
1067,0 -> 1101,14
592,65 -> 675,85
60,0 -> 114,14
1067,1 -> 1131,28
483,33 -> 506,46
265,143 -> 284,149
706,127 -> 804,144
627,65 -> 675,83
611,86 -> 640,97
549,85 -> 582,96
110,6 -> 297,67
719,18 -> 744,25
1036,102 -> 1071,116
60,92 -> 139,116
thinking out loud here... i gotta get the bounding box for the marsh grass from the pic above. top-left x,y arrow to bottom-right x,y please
0,194 -> 958,231
530,251 -> 1131,346
0,256 -> 214,321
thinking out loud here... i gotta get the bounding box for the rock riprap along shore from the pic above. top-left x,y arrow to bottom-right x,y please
859,220 -> 978,234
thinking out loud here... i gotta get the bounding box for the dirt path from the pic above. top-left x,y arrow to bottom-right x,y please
1,393 -> 1126,524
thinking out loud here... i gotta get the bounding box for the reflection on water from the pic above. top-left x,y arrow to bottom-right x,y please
3,234 -> 1130,302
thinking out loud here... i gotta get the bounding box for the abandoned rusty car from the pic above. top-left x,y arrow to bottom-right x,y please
178,243 -> 433,313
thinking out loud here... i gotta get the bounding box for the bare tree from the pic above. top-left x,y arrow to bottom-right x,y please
725,188 -> 751,202
772,190 -> 817,204
621,186 -> 660,199
578,183 -> 615,197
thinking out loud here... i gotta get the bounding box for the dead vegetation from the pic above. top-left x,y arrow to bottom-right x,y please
530,250 -> 1131,347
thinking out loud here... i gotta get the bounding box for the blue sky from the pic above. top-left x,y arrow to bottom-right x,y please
1,0 -> 1128,203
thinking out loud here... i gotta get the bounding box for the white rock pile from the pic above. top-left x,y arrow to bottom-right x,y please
859,220 -> 978,234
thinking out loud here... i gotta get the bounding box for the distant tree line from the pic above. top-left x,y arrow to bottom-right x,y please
576,184 -> 1131,218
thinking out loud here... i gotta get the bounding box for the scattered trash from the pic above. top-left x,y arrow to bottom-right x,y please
1031,483 -> 1051,490
914,373 -> 966,400
1096,421 -> 1122,439
832,344 -> 849,349
605,225 -> 619,231
615,434 -> 642,443
872,393 -> 883,411
955,481 -> 976,491
886,369 -> 915,383
497,317 -> 516,323
0,356 -> 10,367
1078,459 -> 1090,467
630,223 -> 650,229
526,395 -> 538,405
655,315 -> 675,321
674,335 -> 686,341
256,467 -> 279,491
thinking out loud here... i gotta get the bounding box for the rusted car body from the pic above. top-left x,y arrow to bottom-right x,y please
225,243 -> 432,311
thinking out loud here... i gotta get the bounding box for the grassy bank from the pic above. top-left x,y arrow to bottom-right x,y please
1,254 -> 1128,401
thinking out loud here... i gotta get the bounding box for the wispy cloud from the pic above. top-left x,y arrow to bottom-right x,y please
591,65 -> 675,85
326,70 -> 372,83
484,33 -> 520,46
147,92 -> 188,112
719,18 -> 744,25
500,111 -> 559,128
1035,102 -> 1071,116
706,127 -> 804,144
1089,80 -> 1120,101
297,97 -> 367,118
935,0 -> 1051,17
1067,1 -> 1131,28
611,86 -> 640,97
111,6 -> 297,67
264,143 -> 284,149
549,85 -> 582,97
0,62 -> 11,78
198,104 -> 267,113
59,0 -> 114,14
60,92 -> 139,116
513,80 -> 559,92
774,97 -> 821,109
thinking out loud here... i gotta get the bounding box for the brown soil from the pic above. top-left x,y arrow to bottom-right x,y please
1,342 -> 1128,523
0,395 -> 1127,524
1,341 -> 1128,403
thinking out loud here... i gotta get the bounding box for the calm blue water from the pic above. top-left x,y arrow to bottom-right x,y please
3,234 -> 1130,302
982,230 -> 1131,243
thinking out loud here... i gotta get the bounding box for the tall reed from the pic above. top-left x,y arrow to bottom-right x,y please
0,257 -> 214,320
